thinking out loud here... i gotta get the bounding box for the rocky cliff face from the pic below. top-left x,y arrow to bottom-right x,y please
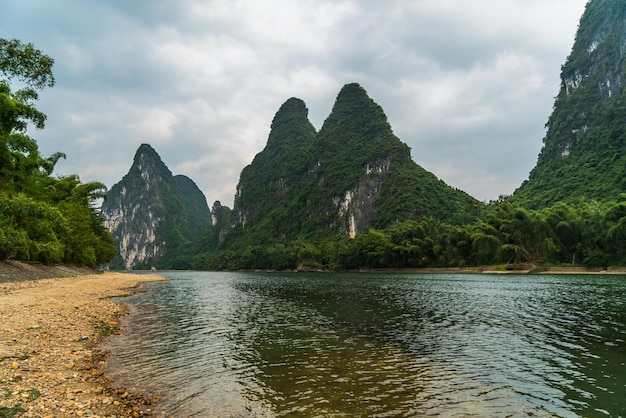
514,0 -> 626,207
101,144 -> 210,269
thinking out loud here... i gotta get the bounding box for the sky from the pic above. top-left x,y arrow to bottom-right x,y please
1,0 -> 589,207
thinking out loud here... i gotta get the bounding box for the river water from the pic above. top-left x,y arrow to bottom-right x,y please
104,272 -> 626,417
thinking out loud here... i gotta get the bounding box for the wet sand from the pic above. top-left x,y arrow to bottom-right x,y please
0,272 -> 164,417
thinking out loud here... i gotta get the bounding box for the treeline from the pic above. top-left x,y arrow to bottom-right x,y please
0,39 -> 116,267
190,198 -> 626,271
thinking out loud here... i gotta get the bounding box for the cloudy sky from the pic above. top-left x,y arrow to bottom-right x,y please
1,0 -> 589,207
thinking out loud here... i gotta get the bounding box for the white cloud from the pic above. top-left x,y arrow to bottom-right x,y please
0,0 -> 589,206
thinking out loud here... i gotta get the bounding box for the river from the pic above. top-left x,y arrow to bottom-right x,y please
104,272 -> 626,417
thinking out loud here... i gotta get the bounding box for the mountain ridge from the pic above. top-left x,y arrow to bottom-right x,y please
211,83 -> 479,259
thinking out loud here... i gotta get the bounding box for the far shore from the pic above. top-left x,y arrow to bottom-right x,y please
196,265 -> 626,275
0,270 -> 164,417
354,265 -> 626,275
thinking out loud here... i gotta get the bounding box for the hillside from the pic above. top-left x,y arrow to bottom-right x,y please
189,83 -> 482,270
101,144 -> 211,270
514,0 -> 626,207
228,84 -> 479,244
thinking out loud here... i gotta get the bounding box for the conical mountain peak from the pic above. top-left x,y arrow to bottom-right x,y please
101,143 -> 210,269
320,83 -> 391,136
131,143 -> 171,176
265,97 -> 316,151
229,82 -> 478,244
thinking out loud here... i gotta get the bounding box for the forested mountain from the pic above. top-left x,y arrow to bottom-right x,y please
7,0 -> 626,272
514,0 -> 626,207
101,144 -> 210,270
192,83 -> 481,270
231,83 -> 478,242
174,174 -> 212,240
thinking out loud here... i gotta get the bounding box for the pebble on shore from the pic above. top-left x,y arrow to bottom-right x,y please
0,272 -> 164,417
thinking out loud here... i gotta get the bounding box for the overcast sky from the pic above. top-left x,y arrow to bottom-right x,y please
1,0 -> 589,207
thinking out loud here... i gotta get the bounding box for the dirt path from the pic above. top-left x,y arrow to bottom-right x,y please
0,272 -> 164,417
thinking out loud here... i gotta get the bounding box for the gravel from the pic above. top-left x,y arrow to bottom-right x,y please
0,272 -> 164,417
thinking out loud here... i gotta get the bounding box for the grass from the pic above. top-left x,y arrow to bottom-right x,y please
92,319 -> 120,337
0,405 -> 25,418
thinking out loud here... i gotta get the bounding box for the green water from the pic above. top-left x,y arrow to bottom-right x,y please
105,272 -> 626,417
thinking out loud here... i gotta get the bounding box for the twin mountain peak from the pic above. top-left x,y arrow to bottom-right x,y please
101,0 -> 626,269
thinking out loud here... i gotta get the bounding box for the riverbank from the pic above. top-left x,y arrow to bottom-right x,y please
0,271 -> 164,417
0,261 -> 97,282
357,265 -> 626,274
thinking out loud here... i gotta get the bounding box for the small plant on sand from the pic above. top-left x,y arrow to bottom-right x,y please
93,319 -> 120,337
1,386 -> 12,400
0,405 -> 25,418
25,389 -> 41,401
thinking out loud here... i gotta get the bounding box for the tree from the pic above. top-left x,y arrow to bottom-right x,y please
0,39 -> 55,192
0,38 -> 116,266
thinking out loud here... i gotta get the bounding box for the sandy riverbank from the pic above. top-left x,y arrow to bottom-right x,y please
0,272 -> 164,417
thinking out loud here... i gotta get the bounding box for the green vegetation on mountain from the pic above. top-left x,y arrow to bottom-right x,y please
232,97 -> 317,242
174,174 -> 212,240
7,0 -> 626,273
308,83 -> 478,230
191,83 -> 481,270
0,38 -> 116,267
190,1 -> 626,271
101,144 -> 211,270
514,0 -> 626,208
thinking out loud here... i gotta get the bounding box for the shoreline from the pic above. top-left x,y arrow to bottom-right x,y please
0,272 -> 165,417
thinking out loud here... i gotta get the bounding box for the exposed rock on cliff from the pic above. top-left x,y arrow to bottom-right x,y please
227,83 -> 478,247
514,0 -> 626,207
101,144 -> 210,269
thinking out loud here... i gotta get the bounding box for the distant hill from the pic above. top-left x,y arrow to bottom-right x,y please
101,144 -> 211,269
220,83 -> 479,250
514,0 -> 626,207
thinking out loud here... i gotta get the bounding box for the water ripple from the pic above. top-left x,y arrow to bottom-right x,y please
104,272 -> 626,416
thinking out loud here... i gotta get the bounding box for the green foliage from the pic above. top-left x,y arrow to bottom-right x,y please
0,405 -> 25,418
193,198 -> 626,270
514,1 -> 626,208
0,38 -> 116,267
174,175 -> 212,240
221,83 -> 481,257
0,193 -> 66,263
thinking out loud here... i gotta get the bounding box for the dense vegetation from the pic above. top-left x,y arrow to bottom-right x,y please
6,1 -> 626,273
0,38 -> 116,267
220,84 -> 479,254
514,0 -> 626,208
191,197 -> 626,271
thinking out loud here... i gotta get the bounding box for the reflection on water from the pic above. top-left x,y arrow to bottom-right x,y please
104,272 -> 626,416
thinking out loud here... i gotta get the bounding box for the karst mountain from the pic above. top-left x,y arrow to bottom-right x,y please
514,0 -> 626,207
100,144 -> 211,269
